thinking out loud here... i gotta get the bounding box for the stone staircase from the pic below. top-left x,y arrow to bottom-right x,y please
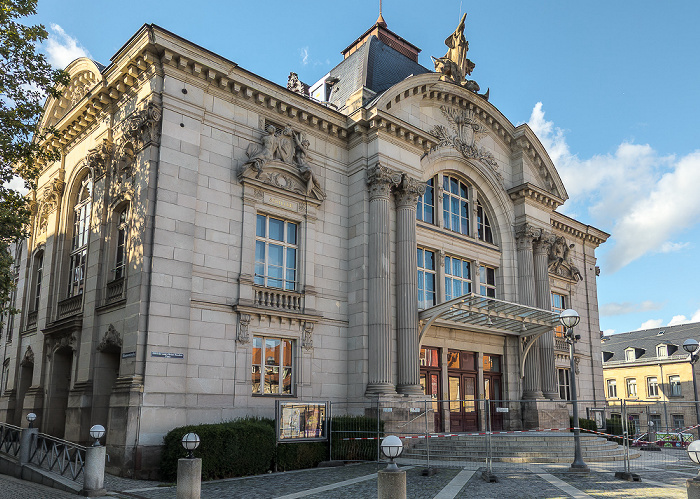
400,431 -> 640,463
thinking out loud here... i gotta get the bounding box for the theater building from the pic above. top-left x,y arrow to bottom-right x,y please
0,15 -> 608,475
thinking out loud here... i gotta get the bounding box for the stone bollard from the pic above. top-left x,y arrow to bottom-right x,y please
19,427 -> 38,465
82,445 -> 107,497
688,476 -> 700,499
177,457 -> 202,499
377,468 -> 406,499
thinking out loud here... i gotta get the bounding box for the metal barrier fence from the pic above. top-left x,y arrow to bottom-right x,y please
328,398 -> 700,478
0,422 -> 22,459
28,432 -> 87,481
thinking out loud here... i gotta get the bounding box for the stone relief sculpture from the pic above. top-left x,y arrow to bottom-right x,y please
20,346 -> 35,367
97,324 -> 123,352
287,72 -> 309,96
432,13 -> 489,99
430,106 -> 502,182
242,124 -> 325,199
87,138 -> 114,179
548,236 -> 583,282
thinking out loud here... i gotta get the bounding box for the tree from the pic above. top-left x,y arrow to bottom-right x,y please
1,0 -> 69,321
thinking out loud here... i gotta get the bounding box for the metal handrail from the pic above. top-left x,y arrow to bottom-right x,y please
0,422 -> 22,458
28,432 -> 87,482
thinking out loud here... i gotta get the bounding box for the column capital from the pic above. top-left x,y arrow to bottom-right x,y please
515,223 -> 541,251
394,174 -> 426,207
534,231 -> 557,256
367,163 -> 401,200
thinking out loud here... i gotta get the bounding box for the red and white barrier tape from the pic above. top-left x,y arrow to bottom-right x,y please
341,427 -> 575,441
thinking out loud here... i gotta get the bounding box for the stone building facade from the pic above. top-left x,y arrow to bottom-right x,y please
0,17 -> 608,476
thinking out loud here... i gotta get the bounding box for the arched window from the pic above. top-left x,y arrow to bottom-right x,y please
114,206 -> 129,280
417,178 -> 434,223
476,201 -> 493,244
442,175 -> 469,235
68,175 -> 92,297
32,250 -> 44,311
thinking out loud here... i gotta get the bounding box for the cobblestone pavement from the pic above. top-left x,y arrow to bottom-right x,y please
3,459 -> 697,498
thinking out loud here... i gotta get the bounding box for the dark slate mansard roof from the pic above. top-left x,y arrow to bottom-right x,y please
601,322 -> 700,363
326,35 -> 430,112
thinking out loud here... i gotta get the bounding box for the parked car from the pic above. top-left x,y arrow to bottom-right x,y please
632,431 -> 693,448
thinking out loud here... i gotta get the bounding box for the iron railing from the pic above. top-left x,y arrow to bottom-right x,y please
0,422 -> 22,458
29,432 -> 86,481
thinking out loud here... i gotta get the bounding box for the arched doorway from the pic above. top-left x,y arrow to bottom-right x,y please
14,347 -> 35,426
46,346 -> 73,438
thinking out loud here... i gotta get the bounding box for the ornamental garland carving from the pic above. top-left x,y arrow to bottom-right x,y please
302,322 -> 314,351
37,178 -> 65,234
241,124 -> 325,199
97,324 -> 122,353
237,314 -> 251,344
429,106 -> 502,182
548,235 -> 583,282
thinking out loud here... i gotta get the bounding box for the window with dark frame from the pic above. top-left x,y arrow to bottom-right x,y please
442,175 -> 469,236
255,214 -> 298,291
417,177 -> 434,224
444,255 -> 471,300
669,375 -> 682,397
479,265 -> 496,298
551,292 -> 566,338
607,379 -> 617,398
476,201 -> 493,243
647,377 -> 659,397
68,176 -> 92,297
252,336 -> 293,396
558,368 -> 571,400
33,251 -> 44,311
417,248 -> 436,309
114,207 -> 129,280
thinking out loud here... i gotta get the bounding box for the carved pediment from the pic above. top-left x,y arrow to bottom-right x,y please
97,324 -> 122,353
42,60 -> 102,130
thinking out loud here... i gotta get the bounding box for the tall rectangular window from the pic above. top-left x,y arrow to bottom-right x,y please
607,379 -> 617,398
558,368 -> 570,400
417,248 -> 436,310
551,292 -> 566,338
673,414 -> 684,430
444,255 -> 471,300
476,201 -> 493,243
252,336 -> 293,395
626,378 -> 637,398
68,177 -> 92,297
417,178 -> 434,224
255,214 -> 298,291
114,207 -> 128,280
669,375 -> 682,397
479,265 -> 496,298
443,176 -> 469,235
647,377 -> 659,397
33,252 -> 44,311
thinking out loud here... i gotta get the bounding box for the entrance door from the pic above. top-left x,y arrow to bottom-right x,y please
448,350 -> 478,432
420,347 -> 442,431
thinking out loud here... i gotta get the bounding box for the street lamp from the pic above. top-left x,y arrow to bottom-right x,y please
181,432 -> 200,459
26,412 -> 36,428
380,435 -> 403,471
89,425 -> 106,447
684,339 -> 700,428
559,308 -> 589,472
688,440 -> 700,488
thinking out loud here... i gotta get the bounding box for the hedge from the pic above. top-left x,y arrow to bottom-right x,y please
570,416 -> 597,432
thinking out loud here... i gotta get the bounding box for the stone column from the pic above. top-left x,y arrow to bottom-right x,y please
366,164 -> 401,395
516,224 -> 542,400
394,175 -> 426,395
534,233 -> 558,400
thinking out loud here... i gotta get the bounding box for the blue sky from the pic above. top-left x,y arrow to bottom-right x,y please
28,0 -> 700,335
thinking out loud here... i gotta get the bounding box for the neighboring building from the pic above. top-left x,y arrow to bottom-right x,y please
0,15 -> 608,476
601,323 -> 700,434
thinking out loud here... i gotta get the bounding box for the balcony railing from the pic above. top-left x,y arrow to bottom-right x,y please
26,310 -> 38,328
555,337 -> 568,352
57,294 -> 82,320
105,277 -> 125,305
253,286 -> 303,312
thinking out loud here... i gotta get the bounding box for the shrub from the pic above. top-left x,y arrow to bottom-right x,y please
570,416 -> 597,432
277,441 -> 328,471
330,415 -> 383,461
160,418 -> 275,481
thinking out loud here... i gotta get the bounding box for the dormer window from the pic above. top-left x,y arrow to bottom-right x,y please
625,348 -> 636,361
657,345 -> 668,358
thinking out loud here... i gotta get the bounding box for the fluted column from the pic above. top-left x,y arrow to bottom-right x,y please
366,164 -> 401,395
535,233 -> 558,399
516,224 -> 542,400
395,174 -> 426,395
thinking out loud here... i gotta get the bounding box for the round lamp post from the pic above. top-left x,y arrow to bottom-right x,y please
684,339 -> 700,428
380,435 -> 403,470
26,412 -> 36,429
688,440 -> 700,494
182,432 -> 201,459
559,309 -> 589,472
89,424 -> 106,447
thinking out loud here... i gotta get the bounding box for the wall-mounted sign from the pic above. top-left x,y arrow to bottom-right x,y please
276,401 -> 328,442
264,193 -> 298,213
496,407 -> 509,413
151,352 -> 184,359
122,352 -> 136,359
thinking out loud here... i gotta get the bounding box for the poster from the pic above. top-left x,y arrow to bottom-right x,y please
276,401 -> 328,442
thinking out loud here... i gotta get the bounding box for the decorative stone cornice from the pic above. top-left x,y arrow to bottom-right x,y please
550,213 -> 610,247
364,112 -> 436,152
508,183 -> 563,211
394,174 -> 426,207
367,163 -> 402,200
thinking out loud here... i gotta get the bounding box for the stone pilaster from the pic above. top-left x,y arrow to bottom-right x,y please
516,223 -> 542,400
366,164 -> 401,395
534,233 -> 558,400
394,174 -> 426,395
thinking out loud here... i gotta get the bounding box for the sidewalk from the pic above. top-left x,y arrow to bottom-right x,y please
2,459 -> 694,498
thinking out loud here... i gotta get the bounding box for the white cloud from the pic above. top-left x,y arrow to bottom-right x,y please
668,315 -> 690,326
639,319 -> 663,330
300,47 -> 309,66
602,328 -> 616,336
44,24 -> 91,69
600,300 -> 664,317
528,103 -> 700,273
4,176 -> 29,195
